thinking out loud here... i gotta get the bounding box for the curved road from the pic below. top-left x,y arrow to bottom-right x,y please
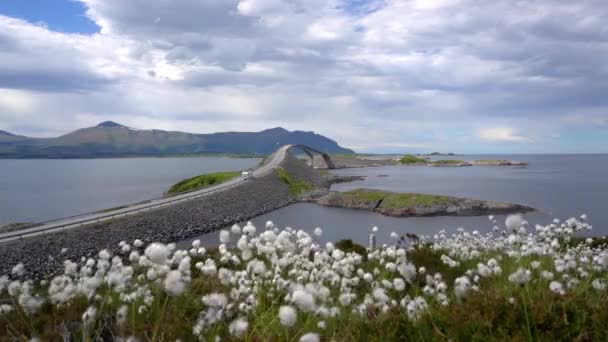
0,145 -> 294,243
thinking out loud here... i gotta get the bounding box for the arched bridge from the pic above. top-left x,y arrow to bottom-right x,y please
285,144 -> 337,169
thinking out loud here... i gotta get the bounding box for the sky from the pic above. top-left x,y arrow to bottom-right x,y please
0,0 -> 607,153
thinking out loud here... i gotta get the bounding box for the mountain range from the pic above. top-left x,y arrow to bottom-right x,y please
0,122 -> 354,158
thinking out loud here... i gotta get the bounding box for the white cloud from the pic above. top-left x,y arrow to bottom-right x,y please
0,0 -> 607,152
478,127 -> 532,143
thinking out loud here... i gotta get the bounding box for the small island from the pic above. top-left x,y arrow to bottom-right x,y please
429,160 -> 472,167
398,155 -> 428,165
314,188 -> 533,217
473,159 -> 528,166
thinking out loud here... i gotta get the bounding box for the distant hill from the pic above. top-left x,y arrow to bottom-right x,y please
0,122 -> 354,158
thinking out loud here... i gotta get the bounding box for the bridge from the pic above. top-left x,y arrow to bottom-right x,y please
0,144 -> 336,243
285,144 -> 337,169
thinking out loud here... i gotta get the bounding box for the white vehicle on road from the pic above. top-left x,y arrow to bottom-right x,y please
241,171 -> 252,179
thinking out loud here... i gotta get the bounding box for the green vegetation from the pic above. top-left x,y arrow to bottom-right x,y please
167,171 -> 240,195
340,189 -> 387,202
276,168 -> 314,195
381,192 -> 452,208
399,155 -> 428,165
431,159 -> 470,166
340,189 -> 452,208
335,239 -> 367,255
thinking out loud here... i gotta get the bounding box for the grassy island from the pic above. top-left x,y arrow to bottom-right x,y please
430,159 -> 471,167
399,155 -> 428,165
167,171 -> 240,195
340,189 -> 452,208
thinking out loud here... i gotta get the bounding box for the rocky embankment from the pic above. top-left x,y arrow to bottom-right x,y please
0,155 -> 326,278
314,188 -> 534,218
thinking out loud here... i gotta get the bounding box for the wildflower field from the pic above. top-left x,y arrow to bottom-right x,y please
1,214 -> 607,341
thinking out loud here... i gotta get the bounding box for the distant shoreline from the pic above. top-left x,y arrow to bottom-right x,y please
0,153 -> 265,160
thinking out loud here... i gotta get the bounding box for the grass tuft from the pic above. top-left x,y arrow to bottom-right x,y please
276,168 -> 314,195
167,171 -> 240,194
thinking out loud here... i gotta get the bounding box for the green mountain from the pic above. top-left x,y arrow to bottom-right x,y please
0,122 -> 354,158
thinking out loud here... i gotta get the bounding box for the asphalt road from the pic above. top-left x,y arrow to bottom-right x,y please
0,145 -> 292,243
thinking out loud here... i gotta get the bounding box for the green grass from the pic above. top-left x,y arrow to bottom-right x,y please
431,159 -> 469,166
276,168 -> 314,195
399,155 -> 428,165
381,192 -> 452,208
339,189 -> 452,208
167,171 -> 240,194
340,189 -> 387,202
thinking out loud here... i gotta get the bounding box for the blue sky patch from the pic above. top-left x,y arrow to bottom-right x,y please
0,0 -> 98,34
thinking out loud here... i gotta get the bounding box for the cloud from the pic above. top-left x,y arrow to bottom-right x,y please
0,0 -> 607,152
478,128 -> 532,143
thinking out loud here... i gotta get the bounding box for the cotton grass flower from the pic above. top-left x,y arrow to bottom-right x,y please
508,268 -> 531,286
279,305 -> 298,327
164,270 -> 187,296
228,317 -> 249,337
506,214 -> 524,232
550,281 -> 565,295
82,306 -> 97,325
11,263 -> 25,277
219,230 -> 231,243
144,243 -> 170,265
300,332 -> 320,342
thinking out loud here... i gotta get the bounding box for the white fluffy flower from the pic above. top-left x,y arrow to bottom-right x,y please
279,305 -> 298,327
454,276 -> 471,300
219,230 -> 231,244
505,214 -> 524,232
314,227 -> 323,237
144,243 -> 170,265
231,224 -> 242,235
164,270 -> 186,296
549,281 -> 565,295
508,268 -> 531,286
397,261 -> 417,283
116,305 -> 128,325
11,263 -> 25,277
229,317 -> 249,337
592,279 -> 606,291
393,278 -> 406,291
291,289 -> 316,312
82,306 -> 97,325
300,333 -> 320,342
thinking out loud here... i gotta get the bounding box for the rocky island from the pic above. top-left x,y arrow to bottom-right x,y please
473,159 -> 529,166
313,188 -> 533,217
